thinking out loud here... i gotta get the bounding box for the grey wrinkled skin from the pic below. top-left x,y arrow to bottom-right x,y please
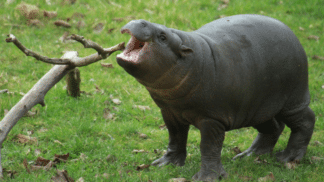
116,14 -> 315,181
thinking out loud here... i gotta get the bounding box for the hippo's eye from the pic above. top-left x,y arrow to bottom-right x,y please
159,34 -> 167,41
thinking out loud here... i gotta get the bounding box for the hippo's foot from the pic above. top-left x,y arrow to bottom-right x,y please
192,164 -> 228,182
233,133 -> 283,160
275,107 -> 315,162
234,119 -> 285,160
233,145 -> 273,160
151,150 -> 186,167
276,147 -> 307,162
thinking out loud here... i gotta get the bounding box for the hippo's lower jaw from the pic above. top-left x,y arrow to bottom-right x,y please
116,34 -> 149,64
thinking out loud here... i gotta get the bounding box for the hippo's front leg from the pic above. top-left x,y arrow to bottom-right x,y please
152,109 -> 189,166
193,119 -> 228,181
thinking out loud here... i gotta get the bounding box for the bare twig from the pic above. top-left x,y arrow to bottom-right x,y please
0,34 -> 125,178
5,34 -> 125,67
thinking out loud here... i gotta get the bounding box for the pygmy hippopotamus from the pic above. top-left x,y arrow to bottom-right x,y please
116,14 -> 315,181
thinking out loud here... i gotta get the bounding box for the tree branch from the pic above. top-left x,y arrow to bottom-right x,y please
0,34 -> 125,178
5,34 -> 125,67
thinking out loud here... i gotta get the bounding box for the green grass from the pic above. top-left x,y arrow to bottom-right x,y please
0,0 -> 323,181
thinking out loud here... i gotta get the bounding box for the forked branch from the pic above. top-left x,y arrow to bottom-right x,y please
0,34 -> 125,178
5,34 -> 125,67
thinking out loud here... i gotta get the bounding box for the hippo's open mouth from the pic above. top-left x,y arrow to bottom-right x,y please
116,30 -> 149,63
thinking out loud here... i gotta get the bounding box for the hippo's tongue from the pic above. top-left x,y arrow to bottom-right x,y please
116,35 -> 146,63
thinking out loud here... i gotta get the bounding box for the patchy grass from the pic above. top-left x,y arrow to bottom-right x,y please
0,0 -> 323,181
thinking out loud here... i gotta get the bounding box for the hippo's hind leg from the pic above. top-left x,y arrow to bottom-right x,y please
275,106 -> 315,162
233,118 -> 285,160
151,109 -> 189,167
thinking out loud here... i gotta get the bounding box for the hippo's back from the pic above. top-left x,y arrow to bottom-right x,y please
193,14 -> 310,125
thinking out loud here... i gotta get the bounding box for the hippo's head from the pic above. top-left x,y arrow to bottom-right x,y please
116,20 -> 193,86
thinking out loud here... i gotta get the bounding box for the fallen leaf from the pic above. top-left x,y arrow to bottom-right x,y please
258,172 -> 275,182
23,159 -> 31,173
232,146 -> 241,154
168,178 -> 188,182
308,35 -> 320,41
154,149 -> 160,154
34,149 -> 41,156
112,17 -> 124,22
144,9 -> 154,14
95,84 -> 102,92
103,108 -> 115,120
102,173 -> 109,179
59,32 -> 71,43
136,164 -> 150,171
2,168 -> 17,179
311,156 -> 324,162
26,148 -> 31,155
106,154 -> 117,163
221,0 -> 230,4
219,15 -> 227,18
71,12 -> 85,19
43,10 -> 57,18
54,20 -> 71,28
132,149 -> 147,154
312,55 -> 324,61
112,98 -> 121,105
254,156 -> 268,164
62,0 -> 77,5
24,110 -> 37,117
76,177 -> 85,182
133,105 -> 151,111
16,2 -> 40,20
6,0 -> 15,5
46,0 -> 51,5
139,133 -> 148,139
80,153 -> 88,161
38,128 -> 48,133
108,28 -> 115,33
314,141 -> 323,145
26,130 -> 34,136
31,156 -> 54,171
54,153 -> 70,163
159,124 -> 166,130
27,19 -> 44,27
110,1 -> 122,8
217,4 -> 228,11
112,16 -> 135,22
101,63 -> 114,68
93,23 -> 104,34
51,169 -> 74,182
54,140 -> 63,145
239,175 -> 253,181
35,156 -> 51,166
284,161 -> 298,169
16,134 -> 37,144
76,20 -> 86,30
299,26 -> 304,31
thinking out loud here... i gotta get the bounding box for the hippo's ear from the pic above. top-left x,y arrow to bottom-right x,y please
179,45 -> 193,57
